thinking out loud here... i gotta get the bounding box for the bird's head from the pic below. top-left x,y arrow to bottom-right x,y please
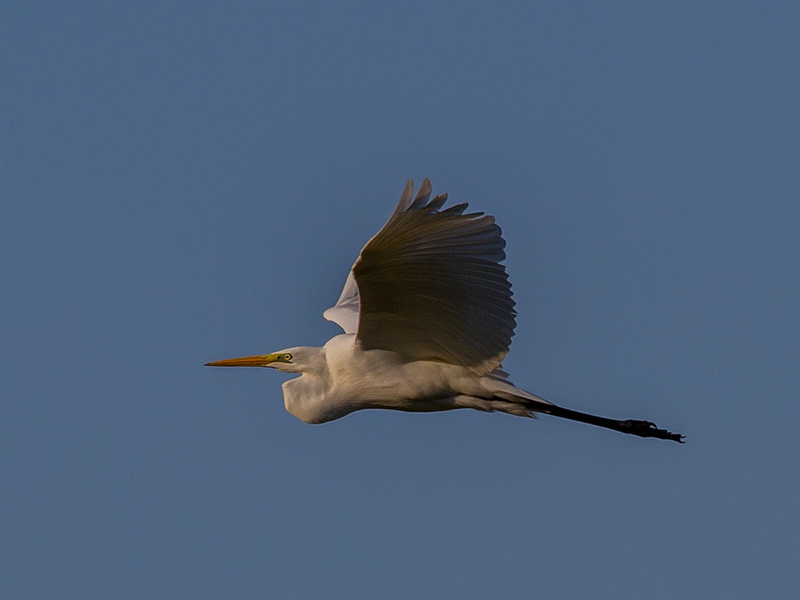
204,346 -> 320,374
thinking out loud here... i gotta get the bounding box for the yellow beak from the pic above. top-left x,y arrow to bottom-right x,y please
205,353 -> 280,367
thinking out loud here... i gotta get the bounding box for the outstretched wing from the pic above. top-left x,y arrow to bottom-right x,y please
324,178 -> 516,373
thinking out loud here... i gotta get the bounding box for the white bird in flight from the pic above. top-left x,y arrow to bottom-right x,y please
207,179 -> 683,442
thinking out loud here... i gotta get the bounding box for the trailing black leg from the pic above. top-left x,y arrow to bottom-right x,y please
531,402 -> 685,443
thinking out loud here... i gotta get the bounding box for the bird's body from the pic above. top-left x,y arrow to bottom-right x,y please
207,179 -> 684,442
276,334 -> 546,424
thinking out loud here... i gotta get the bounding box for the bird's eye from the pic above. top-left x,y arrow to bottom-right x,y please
282,353 -> 293,361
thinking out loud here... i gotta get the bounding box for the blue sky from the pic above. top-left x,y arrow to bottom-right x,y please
2,2 -> 798,598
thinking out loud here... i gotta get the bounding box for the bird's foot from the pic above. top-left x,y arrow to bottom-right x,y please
621,419 -> 686,443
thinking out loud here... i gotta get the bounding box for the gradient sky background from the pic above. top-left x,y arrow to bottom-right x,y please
2,2 -> 798,599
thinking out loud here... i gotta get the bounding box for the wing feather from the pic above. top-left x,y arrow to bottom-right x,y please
327,178 -> 517,372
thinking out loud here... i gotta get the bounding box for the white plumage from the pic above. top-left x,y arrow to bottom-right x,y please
207,179 -> 684,442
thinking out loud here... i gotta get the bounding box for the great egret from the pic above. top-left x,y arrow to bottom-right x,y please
207,179 -> 684,442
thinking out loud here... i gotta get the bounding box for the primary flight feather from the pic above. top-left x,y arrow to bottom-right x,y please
207,179 -> 684,442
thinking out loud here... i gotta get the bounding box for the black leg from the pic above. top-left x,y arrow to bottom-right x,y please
533,403 -> 685,443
